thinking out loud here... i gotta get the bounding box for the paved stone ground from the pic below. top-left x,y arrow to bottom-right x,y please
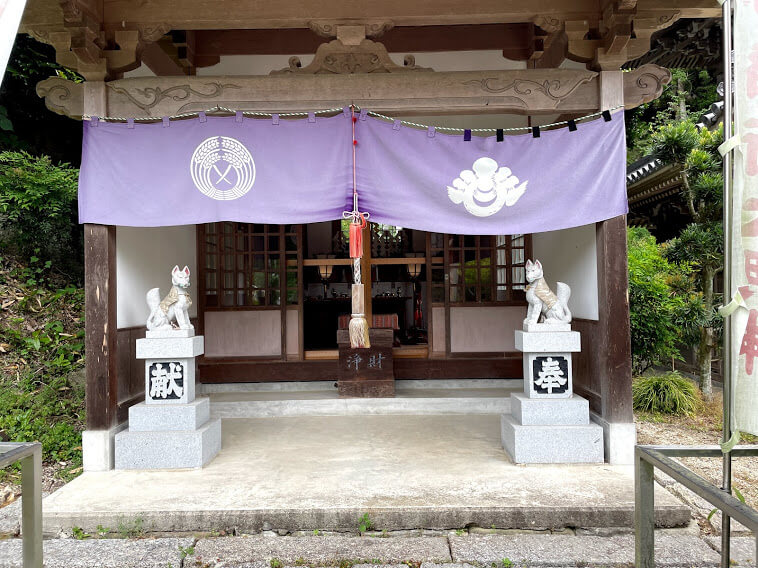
0,532 -> 754,568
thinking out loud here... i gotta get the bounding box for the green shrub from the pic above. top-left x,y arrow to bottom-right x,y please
628,227 -> 697,374
632,372 -> 699,415
0,151 -> 81,280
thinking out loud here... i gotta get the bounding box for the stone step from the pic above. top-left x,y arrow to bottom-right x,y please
0,533 -> 740,568
209,389 -> 513,419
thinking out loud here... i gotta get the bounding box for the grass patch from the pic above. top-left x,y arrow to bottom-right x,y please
632,371 -> 699,416
0,255 -> 85,481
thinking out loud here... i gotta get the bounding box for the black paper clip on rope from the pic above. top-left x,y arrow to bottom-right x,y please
567,119 -> 577,132
532,126 -> 540,138
463,129 -> 472,141
496,129 -> 504,142
602,110 -> 612,122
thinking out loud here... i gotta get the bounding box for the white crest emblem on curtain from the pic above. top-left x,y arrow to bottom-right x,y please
190,136 -> 256,201
446,157 -> 528,217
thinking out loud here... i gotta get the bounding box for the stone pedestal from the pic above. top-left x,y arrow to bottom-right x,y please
115,331 -> 221,470
502,327 -> 603,463
336,328 -> 395,397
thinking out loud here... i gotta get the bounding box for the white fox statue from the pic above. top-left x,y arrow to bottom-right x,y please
145,265 -> 194,331
523,259 -> 571,327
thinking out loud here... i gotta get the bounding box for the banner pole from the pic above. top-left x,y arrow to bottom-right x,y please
721,1 -> 734,565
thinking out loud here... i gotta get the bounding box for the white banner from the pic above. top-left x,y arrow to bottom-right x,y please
728,0 -> 758,436
0,0 -> 26,87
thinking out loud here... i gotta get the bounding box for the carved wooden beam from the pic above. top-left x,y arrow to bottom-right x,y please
35,63 -> 670,120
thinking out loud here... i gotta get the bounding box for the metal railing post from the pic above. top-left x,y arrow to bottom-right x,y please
20,445 -> 42,568
635,447 -> 655,568
721,1 -> 734,566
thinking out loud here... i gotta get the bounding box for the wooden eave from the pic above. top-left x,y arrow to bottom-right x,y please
627,163 -> 684,207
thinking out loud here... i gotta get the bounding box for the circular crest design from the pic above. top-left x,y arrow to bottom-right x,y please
190,136 -> 256,200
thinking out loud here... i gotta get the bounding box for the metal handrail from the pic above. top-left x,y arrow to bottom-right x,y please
635,444 -> 758,568
0,442 -> 43,568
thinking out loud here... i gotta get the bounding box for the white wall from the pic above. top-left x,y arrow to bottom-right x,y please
531,223 -> 598,320
450,306 -> 524,352
116,226 -> 198,328
205,310 -> 281,357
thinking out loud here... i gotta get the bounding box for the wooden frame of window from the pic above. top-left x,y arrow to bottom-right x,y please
428,234 -> 531,307
197,222 -> 302,360
427,233 -> 531,357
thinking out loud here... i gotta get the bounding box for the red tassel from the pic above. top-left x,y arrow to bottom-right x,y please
349,213 -> 367,259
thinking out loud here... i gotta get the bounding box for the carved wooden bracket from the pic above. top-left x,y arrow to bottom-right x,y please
271,27 -> 432,74
36,63 -> 669,119
309,20 -> 395,39
623,63 -> 671,108
565,4 -> 681,70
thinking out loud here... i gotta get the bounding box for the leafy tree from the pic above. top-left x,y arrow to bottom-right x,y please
625,68 -> 720,163
0,151 -> 81,280
628,226 -> 700,374
0,34 -> 82,164
649,123 -> 724,399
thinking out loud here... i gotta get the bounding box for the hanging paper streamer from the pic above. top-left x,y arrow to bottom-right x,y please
724,0 -> 758,436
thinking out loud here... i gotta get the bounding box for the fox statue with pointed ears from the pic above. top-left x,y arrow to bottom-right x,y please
146,265 -> 194,331
523,259 -> 571,327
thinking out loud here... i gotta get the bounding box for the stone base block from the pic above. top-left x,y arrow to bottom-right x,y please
511,393 -> 589,426
82,422 -> 128,472
146,328 -> 195,338
501,415 -> 604,464
115,419 -> 221,470
523,322 -> 572,332
338,380 -> 395,398
128,398 -> 210,432
136,335 -> 204,359
523,352 -> 573,399
144,358 -> 196,405
515,330 -> 581,352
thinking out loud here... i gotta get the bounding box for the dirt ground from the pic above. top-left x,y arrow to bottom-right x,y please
1,463 -> 69,508
635,392 -> 758,510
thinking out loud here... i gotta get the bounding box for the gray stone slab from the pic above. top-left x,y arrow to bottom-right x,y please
192,535 -> 452,564
501,415 -> 603,463
0,537 -> 194,568
115,417 -> 221,469
449,534 -> 721,567
136,335 -> 204,359
523,322 -> 572,332
128,397 -> 210,431
511,393 -> 589,426
0,499 -> 21,537
515,330 -> 580,353
146,328 -> 195,338
705,536 -> 756,566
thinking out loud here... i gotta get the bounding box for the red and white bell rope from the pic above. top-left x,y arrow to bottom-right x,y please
343,106 -> 371,348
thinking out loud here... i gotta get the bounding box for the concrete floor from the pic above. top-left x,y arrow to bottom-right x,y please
42,414 -> 690,535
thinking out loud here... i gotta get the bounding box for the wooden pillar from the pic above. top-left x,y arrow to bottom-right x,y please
595,216 -> 633,422
596,69 -> 633,423
84,224 -> 119,430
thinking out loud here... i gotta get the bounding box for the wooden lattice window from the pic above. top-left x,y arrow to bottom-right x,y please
429,234 -> 531,305
200,223 -> 301,309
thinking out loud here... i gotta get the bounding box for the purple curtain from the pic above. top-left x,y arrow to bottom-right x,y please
357,110 -> 628,235
79,112 -> 353,227
78,108 -> 627,233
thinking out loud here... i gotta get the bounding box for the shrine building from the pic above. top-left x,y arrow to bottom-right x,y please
17,0 -> 721,474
